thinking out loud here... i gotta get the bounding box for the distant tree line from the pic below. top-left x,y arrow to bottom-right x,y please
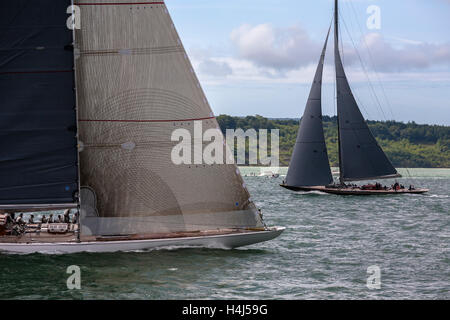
216,114 -> 450,168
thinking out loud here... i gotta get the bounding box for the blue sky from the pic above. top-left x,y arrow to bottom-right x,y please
165,0 -> 450,125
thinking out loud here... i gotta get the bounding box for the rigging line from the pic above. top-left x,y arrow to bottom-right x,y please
337,11 -> 383,179
345,4 -> 413,182
342,4 -> 414,183
341,2 -> 381,121
339,11 -> 387,122
337,12 -> 372,119
339,6 -> 345,67
338,6 -> 372,120
348,1 -> 395,120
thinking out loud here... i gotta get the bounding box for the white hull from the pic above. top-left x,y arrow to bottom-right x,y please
0,227 -> 285,254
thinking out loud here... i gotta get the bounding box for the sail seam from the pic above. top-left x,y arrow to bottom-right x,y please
74,2 -> 165,5
80,46 -> 183,56
0,70 -> 73,75
79,117 -> 215,123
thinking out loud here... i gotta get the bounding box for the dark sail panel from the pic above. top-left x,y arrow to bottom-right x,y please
0,1 -> 79,206
334,1 -> 399,181
285,28 -> 333,187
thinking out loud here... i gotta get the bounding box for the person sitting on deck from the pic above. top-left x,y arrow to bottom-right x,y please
28,214 -> 34,224
41,215 -> 48,224
63,210 -> 71,223
48,214 -> 54,224
4,213 -> 15,231
15,213 -> 26,226
72,212 -> 79,225
57,215 -> 63,223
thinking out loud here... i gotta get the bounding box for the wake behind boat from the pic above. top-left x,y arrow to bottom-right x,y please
0,1 -> 284,254
281,0 -> 428,196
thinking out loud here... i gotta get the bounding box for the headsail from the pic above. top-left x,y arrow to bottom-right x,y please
75,1 -> 263,235
0,0 -> 79,208
334,0 -> 400,182
285,27 -> 333,187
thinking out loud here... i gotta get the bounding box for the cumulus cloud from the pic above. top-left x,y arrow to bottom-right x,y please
230,24 -> 321,70
189,23 -> 450,87
359,33 -> 450,72
228,23 -> 450,76
198,58 -> 233,77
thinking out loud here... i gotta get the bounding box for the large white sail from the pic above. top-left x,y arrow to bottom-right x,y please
74,1 -> 263,235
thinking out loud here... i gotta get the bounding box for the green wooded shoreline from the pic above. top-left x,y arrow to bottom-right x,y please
217,115 -> 450,168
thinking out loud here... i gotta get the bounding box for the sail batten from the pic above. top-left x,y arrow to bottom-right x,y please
285,27 -> 333,187
334,0 -> 399,182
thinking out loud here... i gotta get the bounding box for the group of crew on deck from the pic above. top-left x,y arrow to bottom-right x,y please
2,210 -> 79,236
8,210 -> 78,225
356,182 -> 415,191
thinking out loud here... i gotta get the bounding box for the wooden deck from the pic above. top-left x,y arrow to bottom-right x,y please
0,227 -> 266,244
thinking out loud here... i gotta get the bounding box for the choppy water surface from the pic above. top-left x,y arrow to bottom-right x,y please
0,168 -> 448,299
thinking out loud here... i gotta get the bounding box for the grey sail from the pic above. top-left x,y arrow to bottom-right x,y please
334,0 -> 400,182
285,28 -> 333,187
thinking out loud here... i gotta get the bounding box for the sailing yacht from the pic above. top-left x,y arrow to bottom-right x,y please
281,0 -> 428,196
0,0 -> 284,254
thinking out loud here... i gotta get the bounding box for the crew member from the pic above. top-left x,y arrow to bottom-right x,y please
72,212 -> 79,225
63,209 -> 71,223
15,213 -> 26,225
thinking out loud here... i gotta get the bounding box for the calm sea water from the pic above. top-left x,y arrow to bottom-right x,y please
0,168 -> 448,300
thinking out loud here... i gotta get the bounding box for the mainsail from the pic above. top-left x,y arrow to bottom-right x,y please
74,1 -> 263,235
334,0 -> 399,182
0,0 -> 79,208
285,28 -> 333,187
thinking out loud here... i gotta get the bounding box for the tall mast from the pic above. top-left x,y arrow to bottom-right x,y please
71,0 -> 82,242
334,0 -> 344,185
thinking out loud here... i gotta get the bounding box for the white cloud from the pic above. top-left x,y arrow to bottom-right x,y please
230,23 -> 320,71
189,24 -> 450,87
359,33 -> 450,72
198,58 -> 233,77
